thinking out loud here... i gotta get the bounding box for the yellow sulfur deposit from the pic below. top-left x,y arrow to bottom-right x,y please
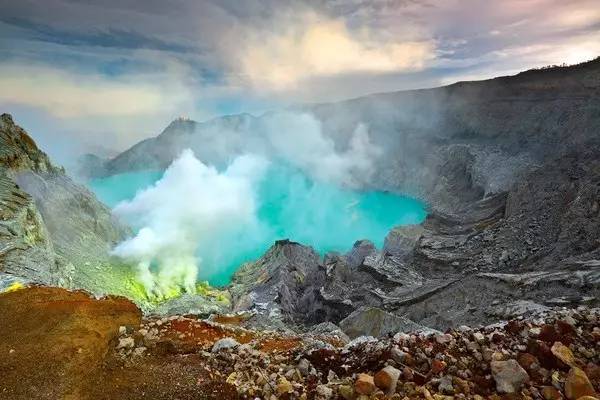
2,281 -> 25,293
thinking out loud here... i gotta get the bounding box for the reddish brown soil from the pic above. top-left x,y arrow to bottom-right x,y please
210,314 -> 250,326
0,286 -> 141,399
0,287 -> 306,399
85,354 -> 240,400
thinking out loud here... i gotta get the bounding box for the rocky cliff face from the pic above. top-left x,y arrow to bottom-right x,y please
0,114 -> 134,297
22,59 -> 600,335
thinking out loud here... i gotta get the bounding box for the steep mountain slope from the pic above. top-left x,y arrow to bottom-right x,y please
0,114 -> 137,298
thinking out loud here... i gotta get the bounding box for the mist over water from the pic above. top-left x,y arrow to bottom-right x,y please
86,112 -> 426,297
89,156 -> 426,290
88,170 -> 164,208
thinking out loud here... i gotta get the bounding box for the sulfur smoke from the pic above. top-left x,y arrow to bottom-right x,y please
111,112 -> 383,297
111,150 -> 268,298
260,112 -> 381,187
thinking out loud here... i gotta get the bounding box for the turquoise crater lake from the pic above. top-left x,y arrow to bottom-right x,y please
89,164 -> 427,286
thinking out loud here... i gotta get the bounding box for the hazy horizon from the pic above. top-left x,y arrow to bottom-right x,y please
1,0 -> 599,163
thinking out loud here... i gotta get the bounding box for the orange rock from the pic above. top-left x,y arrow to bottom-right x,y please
374,366 -> 400,393
565,367 -> 596,400
551,342 -> 577,367
403,353 -> 416,367
355,373 -> 376,395
402,366 -> 414,381
431,359 -> 447,374
541,386 -> 562,400
518,352 -> 540,371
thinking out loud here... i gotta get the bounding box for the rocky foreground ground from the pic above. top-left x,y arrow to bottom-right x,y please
1,286 -> 598,400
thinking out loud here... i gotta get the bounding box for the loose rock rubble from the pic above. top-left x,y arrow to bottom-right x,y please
111,307 -> 600,399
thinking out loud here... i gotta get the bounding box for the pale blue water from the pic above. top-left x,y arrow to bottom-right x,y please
90,170 -> 164,208
89,164 -> 427,286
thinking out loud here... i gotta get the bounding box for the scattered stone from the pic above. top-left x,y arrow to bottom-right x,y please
431,359 -> 447,374
132,346 -> 146,357
338,385 -> 354,400
491,359 -> 530,393
541,386 -> 562,400
402,367 -> 414,381
297,358 -> 313,376
374,366 -> 400,394
438,375 -> 454,394
453,376 -> 470,395
211,337 -> 239,353
10,285 -> 597,399
436,333 -> 453,344
355,373 -> 376,395
316,384 -> 333,399
518,352 -> 540,371
276,377 -> 293,395
530,327 -> 542,337
116,337 -> 135,350
585,364 -> 600,382
551,342 -> 576,367
390,346 -> 407,363
565,367 -> 596,400
473,332 -> 485,343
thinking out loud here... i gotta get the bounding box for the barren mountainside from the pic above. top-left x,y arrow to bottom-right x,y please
1,59 -> 599,400
0,114 -> 135,298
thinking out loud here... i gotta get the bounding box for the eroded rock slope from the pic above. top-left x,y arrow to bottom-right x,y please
0,114 -> 133,296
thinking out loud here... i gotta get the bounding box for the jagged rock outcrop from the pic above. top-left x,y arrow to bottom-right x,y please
338,306 -> 434,338
0,114 -> 56,173
0,114 -> 134,297
229,240 -> 325,330
0,171 -> 57,287
0,114 -> 59,288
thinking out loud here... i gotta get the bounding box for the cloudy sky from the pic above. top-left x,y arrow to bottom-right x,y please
1,0 -> 599,160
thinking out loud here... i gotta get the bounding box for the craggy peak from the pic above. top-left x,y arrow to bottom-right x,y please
0,1 -> 599,399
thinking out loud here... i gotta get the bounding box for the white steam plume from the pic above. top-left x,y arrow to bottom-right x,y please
260,112 -> 382,187
111,149 -> 268,298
